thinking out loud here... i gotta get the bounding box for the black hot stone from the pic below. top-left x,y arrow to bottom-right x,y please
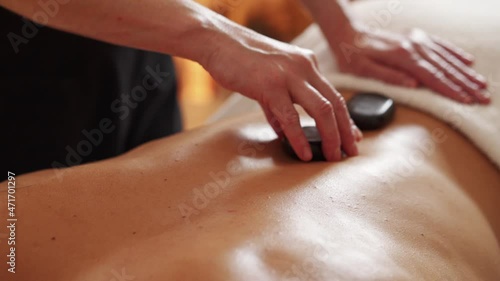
283,126 -> 326,161
347,93 -> 395,131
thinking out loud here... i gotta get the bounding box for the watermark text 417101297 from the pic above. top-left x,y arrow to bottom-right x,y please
5,171 -> 17,274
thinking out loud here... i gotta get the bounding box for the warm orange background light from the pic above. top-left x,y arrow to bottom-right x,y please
178,0 -> 313,129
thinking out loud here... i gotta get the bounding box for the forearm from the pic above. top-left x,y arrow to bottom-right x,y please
1,0 -> 363,160
299,0 -> 358,53
0,0 -> 230,64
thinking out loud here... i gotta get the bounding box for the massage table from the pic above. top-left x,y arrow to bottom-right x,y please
1,0 -> 499,280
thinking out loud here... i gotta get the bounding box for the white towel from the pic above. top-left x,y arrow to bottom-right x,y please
209,0 -> 500,168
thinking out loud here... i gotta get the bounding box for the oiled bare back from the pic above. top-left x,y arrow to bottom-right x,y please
1,103 -> 499,281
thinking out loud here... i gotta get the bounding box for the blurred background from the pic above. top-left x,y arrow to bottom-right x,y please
177,0 -> 314,129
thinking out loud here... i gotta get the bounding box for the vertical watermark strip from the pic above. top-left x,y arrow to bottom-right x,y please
6,172 -> 17,274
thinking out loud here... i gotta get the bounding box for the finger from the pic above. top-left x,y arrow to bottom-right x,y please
306,74 -> 360,157
358,59 -> 418,88
431,36 -> 475,66
305,49 -> 319,69
267,95 -> 312,161
418,45 -> 490,104
401,53 -> 473,103
309,55 -> 362,145
431,43 -> 487,88
260,105 -> 284,139
289,80 -> 343,161
351,119 -> 363,142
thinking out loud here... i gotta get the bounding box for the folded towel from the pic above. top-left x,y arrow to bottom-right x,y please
209,0 -> 500,168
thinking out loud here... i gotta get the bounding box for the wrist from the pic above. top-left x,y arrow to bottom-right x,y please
302,0 -> 362,62
326,20 -> 360,50
170,10 -> 215,63
178,10 -> 242,69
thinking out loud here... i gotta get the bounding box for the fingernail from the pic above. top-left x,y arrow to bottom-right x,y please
482,91 -> 491,99
303,147 -> 312,161
351,126 -> 363,142
351,144 -> 359,156
476,74 -> 487,84
476,91 -> 491,104
334,147 -> 342,161
355,127 -> 363,141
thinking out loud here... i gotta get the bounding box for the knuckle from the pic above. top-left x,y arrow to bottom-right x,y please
418,60 -> 439,78
277,107 -> 300,127
265,68 -> 287,90
316,100 -> 334,116
440,50 -> 457,63
281,115 -> 299,129
302,49 -> 314,58
434,70 -> 446,80
335,94 -> 348,109
446,66 -> 459,77
305,50 -> 318,64
294,51 -> 316,69
394,43 -> 413,57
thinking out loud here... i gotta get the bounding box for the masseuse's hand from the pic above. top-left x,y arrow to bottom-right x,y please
200,18 -> 362,162
329,26 -> 490,104
4,0 -> 361,163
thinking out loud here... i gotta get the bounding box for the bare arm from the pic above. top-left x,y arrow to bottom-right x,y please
298,0 -> 357,46
0,0 -> 362,162
1,0 -> 219,64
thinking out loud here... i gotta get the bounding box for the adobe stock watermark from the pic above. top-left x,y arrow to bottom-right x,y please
178,105 -> 297,223
282,244 -> 331,281
361,0 -> 403,37
177,138 -> 266,223
51,64 -> 171,181
390,126 -> 448,183
381,99 -> 482,189
7,0 -> 71,54
339,0 -> 403,64
108,268 -> 135,281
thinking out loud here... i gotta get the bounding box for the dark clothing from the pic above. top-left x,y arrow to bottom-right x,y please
0,8 -> 182,179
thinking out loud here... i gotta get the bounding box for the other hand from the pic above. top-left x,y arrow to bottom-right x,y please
330,26 -> 490,104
